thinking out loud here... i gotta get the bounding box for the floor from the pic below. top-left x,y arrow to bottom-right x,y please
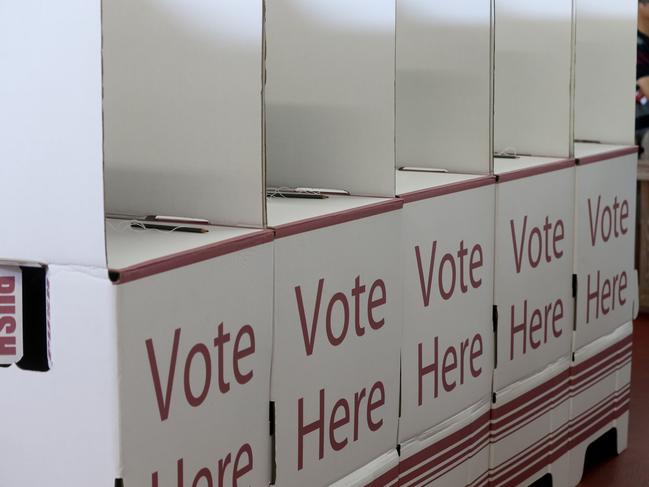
577,314 -> 649,486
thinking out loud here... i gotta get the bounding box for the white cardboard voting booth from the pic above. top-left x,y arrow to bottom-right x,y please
573,144 -> 638,350
264,2 -> 402,486
396,174 -> 495,487
1,230 -> 275,487
569,1 -> 638,482
268,197 -> 403,487
491,158 -> 576,487
0,0 -> 265,269
395,2 -> 495,485
0,2 -> 274,486
491,1 -> 577,484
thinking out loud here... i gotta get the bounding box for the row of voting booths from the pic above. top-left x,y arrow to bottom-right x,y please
0,0 -> 639,486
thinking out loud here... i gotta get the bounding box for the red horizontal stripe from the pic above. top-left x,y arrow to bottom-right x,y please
572,335 -> 632,375
409,435 -> 490,487
492,377 -> 569,431
272,198 -> 403,238
399,176 -> 495,203
492,387 -> 630,487
400,424 -> 489,485
571,358 -> 631,398
497,158 -> 575,183
571,346 -> 632,388
467,471 -> 490,487
112,229 -> 273,284
491,388 -> 570,443
400,411 -> 490,472
577,146 -> 638,166
492,369 -> 570,419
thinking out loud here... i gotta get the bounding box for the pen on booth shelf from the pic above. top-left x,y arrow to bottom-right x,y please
130,222 -> 208,233
294,187 -> 350,195
398,166 -> 449,173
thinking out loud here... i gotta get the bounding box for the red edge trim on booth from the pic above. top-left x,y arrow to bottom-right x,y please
576,146 -> 638,166
109,230 -> 274,285
496,158 -> 575,183
272,198 -> 404,239
398,176 -> 496,204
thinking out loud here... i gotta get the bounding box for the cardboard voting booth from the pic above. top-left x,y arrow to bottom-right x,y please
1,229 -> 274,487
396,173 -> 495,487
0,0 -> 265,269
573,144 -> 638,350
0,2 -> 274,486
264,2 -> 402,485
395,2 -> 495,485
268,197 -> 403,487
569,1 -> 638,482
491,1 -> 576,484
491,158 -> 576,487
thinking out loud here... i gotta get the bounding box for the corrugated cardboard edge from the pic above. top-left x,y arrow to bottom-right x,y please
398,176 -> 496,204
271,199 -> 404,239
109,229 -> 274,285
576,146 -> 638,166
496,159 -> 575,183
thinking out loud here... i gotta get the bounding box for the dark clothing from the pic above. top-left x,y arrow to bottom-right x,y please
637,31 -> 649,134
638,31 -> 649,80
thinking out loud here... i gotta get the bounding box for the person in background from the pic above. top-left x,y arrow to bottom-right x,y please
637,0 -> 649,147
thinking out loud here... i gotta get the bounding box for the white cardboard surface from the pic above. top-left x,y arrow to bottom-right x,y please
265,0 -> 396,197
329,450 -> 399,487
494,0 -> 574,157
398,181 -> 495,443
271,210 -> 402,487
573,145 -> 637,350
0,2 -> 106,267
102,0 -> 265,227
0,266 -> 120,486
116,242 -> 273,486
105,219 -> 260,271
266,195 -> 391,227
493,161 -> 575,391
574,0 -> 637,145
396,0 -> 492,174
1,238 -> 273,486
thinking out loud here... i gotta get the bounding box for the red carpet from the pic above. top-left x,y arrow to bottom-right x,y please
578,314 -> 649,486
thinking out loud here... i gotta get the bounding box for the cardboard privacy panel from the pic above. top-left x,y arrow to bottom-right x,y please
0,1 -> 106,267
573,0 -> 636,145
0,1 -> 265,267
396,0 -> 493,174
493,0 -> 574,158
265,0 -> 396,197
102,0 -> 265,227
